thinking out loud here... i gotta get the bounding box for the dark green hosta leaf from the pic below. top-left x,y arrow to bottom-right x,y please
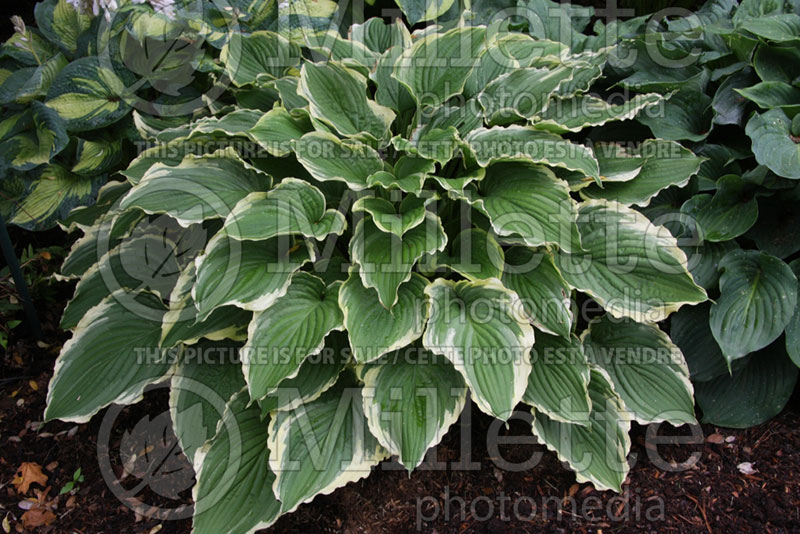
753,44 -> 800,83
294,132 -> 384,190
250,107 -> 312,157
671,302 -> 731,382
744,187 -> 800,259
581,140 -> 703,207
352,194 -> 434,237
695,341 -> 799,428
637,90 -> 712,142
464,126 -> 600,182
536,93 -> 665,133
268,374 -> 386,514
3,26 -> 57,66
372,46 -> 415,113
350,213 -> 446,308
9,164 -> 104,231
45,56 -> 131,132
220,30 -> 301,86
395,0 -> 456,24
738,14 -> 800,42
193,234 -> 313,320
224,179 -> 346,242
583,315 -> 695,425
339,270 -> 429,363
680,175 -> 758,242
169,344 -> 246,463
193,389 -> 281,534
0,53 -> 68,105
392,26 -> 487,108
712,68 -> 759,126
434,228 -> 505,282
452,163 -> 582,253
746,109 -> 800,179
524,333 -> 590,424
120,149 -> 272,226
61,180 -> 131,231
45,291 -> 170,423
361,350 -> 467,470
681,240 -> 739,291
736,82 -> 800,115
710,250 -> 797,363
554,200 -> 707,322
532,369 -> 630,492
786,260 -> 800,366
423,278 -> 534,420
299,61 -> 394,142
242,273 -> 343,402
502,247 -> 573,338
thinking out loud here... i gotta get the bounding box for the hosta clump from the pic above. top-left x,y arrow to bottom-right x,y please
613,0 -> 800,428
47,7 -> 709,532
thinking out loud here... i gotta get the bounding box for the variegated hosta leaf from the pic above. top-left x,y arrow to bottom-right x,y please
154,110 -> 265,144
392,27 -> 487,108
45,291 -> 170,423
59,209 -> 144,278
1,102 -> 68,172
580,140 -> 703,207
351,194 -> 433,237
169,343 -> 246,463
395,0 -> 456,25
464,126 -> 600,182
423,278 -> 534,420
434,228 -> 505,281
350,212 -> 447,308
193,389 -> 281,534
636,90 -> 712,142
535,93 -> 666,133
223,179 -> 346,241
34,0 -> 93,55
60,180 -> 131,231
267,374 -> 387,515
553,200 -> 707,322
120,143 -> 187,185
242,273 -> 343,402
366,156 -> 436,195
478,66 -> 576,124
745,109 -> 800,179
583,315 -> 696,425
532,369 -> 631,492
339,270 -> 429,363
361,349 -> 467,470
710,250 -> 797,363
302,30 -> 379,73
294,131 -> 384,190
298,61 -> 395,142
250,107 -> 313,157
72,137 -> 123,176
451,163 -> 582,253
120,149 -> 272,227
193,234 -> 313,320
220,30 -> 301,87
501,246 -> 573,338
349,18 -> 411,54
524,332 -> 590,424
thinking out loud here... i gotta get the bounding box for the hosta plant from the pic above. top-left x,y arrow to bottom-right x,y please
614,0 -> 800,428
46,3 -> 711,531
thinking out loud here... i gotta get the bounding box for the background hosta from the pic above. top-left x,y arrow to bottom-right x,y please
39,1 -> 719,532
613,0 -> 800,428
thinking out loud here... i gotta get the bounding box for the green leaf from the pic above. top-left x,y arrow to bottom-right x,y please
695,340 -> 798,428
120,149 -> 272,226
294,131 -> 384,191
339,270 -> 429,363
361,350 -> 466,470
451,163 -> 582,253
392,27 -> 487,108
681,175 -> 758,242
637,90 -> 712,142
169,344 -> 246,463
746,109 -> 800,179
250,107 -> 312,157
366,155 -> 436,195
536,93 -> 665,133
267,374 -> 386,514
532,369 -> 631,492
583,315 -> 695,425
193,234 -> 313,320
477,66 -> 576,124
581,140 -> 703,207
670,302 -> 731,382
738,14 -> 800,42
242,273 -> 343,401
299,61 -> 394,142
434,228 -> 505,282
45,291 -> 169,423
350,18 -> 411,53
155,109 -> 265,144
223,179 -> 346,242
710,249 -> 797,363
501,247 -> 573,338
395,0 -> 456,24
45,56 -> 131,132
350,213 -> 446,308
0,53 -> 68,105
753,44 -> 800,83
712,68 -> 760,126
736,81 -> 800,115
464,126 -> 600,182
352,194 -> 433,237
423,278 -> 534,420
71,137 -> 123,176
35,0 -> 92,55
554,200 -> 707,322
220,30 -> 301,86
524,333 -> 590,423
193,389 -> 281,534
785,260 -> 800,366
681,240 -> 739,291
2,102 -> 68,172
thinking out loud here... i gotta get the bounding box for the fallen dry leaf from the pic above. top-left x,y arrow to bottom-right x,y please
12,463 -> 48,495
706,433 -> 724,444
738,462 -> 757,475
20,508 -> 56,529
